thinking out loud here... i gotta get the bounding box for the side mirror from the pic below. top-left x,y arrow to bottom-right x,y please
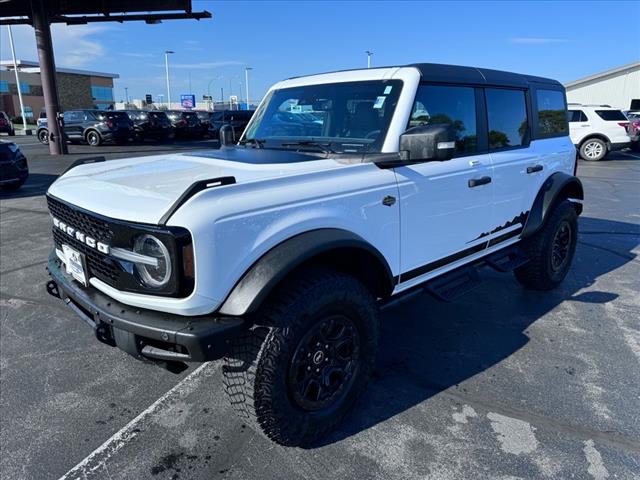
399,124 -> 456,162
219,124 -> 235,146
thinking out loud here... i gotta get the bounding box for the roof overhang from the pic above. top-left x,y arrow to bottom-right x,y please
565,61 -> 640,89
1,59 -> 119,78
0,0 -> 211,26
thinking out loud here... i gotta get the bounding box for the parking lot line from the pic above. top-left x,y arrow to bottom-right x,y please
57,362 -> 213,480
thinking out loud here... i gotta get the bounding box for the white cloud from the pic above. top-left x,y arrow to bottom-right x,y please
1,24 -> 108,68
509,37 -> 567,45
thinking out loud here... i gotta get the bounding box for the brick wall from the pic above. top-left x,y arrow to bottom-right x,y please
56,73 -> 94,110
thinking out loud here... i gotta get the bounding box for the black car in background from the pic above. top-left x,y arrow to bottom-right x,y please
37,109 -> 134,146
208,110 -> 255,142
0,140 -> 28,191
195,110 -> 215,136
166,110 -> 202,138
0,111 -> 15,136
122,110 -> 174,142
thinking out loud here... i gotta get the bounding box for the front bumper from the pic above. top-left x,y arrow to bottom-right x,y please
46,250 -> 244,369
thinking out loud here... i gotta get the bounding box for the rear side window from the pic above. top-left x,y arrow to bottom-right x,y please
485,88 -> 529,150
567,110 -> 588,122
595,110 -> 627,121
409,85 -> 478,155
536,89 -> 568,137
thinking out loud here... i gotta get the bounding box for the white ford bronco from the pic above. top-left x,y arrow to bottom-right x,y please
46,63 -> 583,446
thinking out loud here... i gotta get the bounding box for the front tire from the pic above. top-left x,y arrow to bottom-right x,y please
515,200 -> 578,290
222,267 -> 379,447
37,129 -> 49,145
579,138 -> 607,161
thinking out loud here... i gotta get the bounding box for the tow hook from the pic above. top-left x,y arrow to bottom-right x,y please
46,280 -> 60,299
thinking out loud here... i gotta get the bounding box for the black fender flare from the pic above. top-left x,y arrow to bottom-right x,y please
218,228 -> 394,316
522,172 -> 584,239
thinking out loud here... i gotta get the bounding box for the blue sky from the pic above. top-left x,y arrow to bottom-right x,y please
1,1 -> 639,104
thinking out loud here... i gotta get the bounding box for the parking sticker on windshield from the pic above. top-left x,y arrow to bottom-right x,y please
384,86 -> 393,94
373,96 -> 386,109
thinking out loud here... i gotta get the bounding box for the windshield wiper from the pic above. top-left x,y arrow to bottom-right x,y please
280,140 -> 335,154
239,138 -> 265,149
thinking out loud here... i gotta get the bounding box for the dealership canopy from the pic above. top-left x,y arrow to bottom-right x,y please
0,0 -> 212,154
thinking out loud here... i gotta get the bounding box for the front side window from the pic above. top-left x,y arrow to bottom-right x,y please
486,88 -> 529,150
244,80 -> 403,153
567,110 -> 588,122
409,85 -> 477,155
63,111 -> 80,122
536,89 -> 568,137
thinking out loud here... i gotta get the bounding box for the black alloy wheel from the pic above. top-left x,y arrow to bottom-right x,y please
288,314 -> 361,412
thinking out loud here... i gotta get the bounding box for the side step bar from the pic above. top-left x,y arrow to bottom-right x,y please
381,246 -> 529,309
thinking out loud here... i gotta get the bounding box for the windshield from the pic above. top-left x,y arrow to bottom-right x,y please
244,80 -> 403,153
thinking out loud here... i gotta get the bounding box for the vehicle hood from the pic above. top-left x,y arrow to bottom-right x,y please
47,147 -> 340,224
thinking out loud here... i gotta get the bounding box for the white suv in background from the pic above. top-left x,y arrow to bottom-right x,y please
567,104 -> 630,161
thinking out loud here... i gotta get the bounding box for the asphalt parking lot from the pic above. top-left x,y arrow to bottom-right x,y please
1,137 -> 639,480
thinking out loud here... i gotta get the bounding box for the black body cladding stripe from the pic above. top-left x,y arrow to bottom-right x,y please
400,241 -> 488,283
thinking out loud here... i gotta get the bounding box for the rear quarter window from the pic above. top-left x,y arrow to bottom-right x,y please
536,89 -> 568,137
595,110 -> 627,121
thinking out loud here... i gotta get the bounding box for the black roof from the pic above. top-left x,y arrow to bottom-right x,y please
410,63 -> 562,88
289,62 -> 562,88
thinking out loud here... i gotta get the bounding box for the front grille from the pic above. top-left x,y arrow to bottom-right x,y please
47,196 -> 114,244
47,196 -> 120,285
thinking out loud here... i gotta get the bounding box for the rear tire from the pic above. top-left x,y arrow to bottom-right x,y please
515,200 -> 578,290
579,138 -> 607,161
222,267 -> 379,447
85,130 -> 102,147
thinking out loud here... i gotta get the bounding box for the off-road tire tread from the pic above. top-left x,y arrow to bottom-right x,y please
515,200 -> 577,290
222,267 -> 379,446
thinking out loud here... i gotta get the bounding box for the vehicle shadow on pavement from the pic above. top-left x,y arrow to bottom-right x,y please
312,216 -> 639,447
0,173 -> 57,199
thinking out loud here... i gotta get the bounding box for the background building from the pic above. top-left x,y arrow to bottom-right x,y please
565,61 -> 640,110
0,60 -> 119,120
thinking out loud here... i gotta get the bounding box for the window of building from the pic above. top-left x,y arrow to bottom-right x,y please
91,86 -> 113,102
485,88 -> 529,150
567,110 -> 588,122
536,89 -> 568,137
408,85 -> 478,155
0,80 -> 9,93
23,106 -> 33,118
19,82 -> 30,94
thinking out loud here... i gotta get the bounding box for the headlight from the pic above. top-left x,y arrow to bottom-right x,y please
8,143 -> 19,153
133,234 -> 172,288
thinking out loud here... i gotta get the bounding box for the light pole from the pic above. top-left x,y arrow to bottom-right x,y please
245,67 -> 252,110
365,50 -> 373,69
164,50 -> 174,109
7,26 -> 28,132
124,87 -> 129,105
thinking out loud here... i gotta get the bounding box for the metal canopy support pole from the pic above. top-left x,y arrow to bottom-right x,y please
31,0 -> 67,154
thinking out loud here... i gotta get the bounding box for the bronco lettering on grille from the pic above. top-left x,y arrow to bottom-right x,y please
52,216 -> 110,254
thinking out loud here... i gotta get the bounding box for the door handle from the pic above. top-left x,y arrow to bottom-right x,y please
526,164 -> 543,174
468,176 -> 492,188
